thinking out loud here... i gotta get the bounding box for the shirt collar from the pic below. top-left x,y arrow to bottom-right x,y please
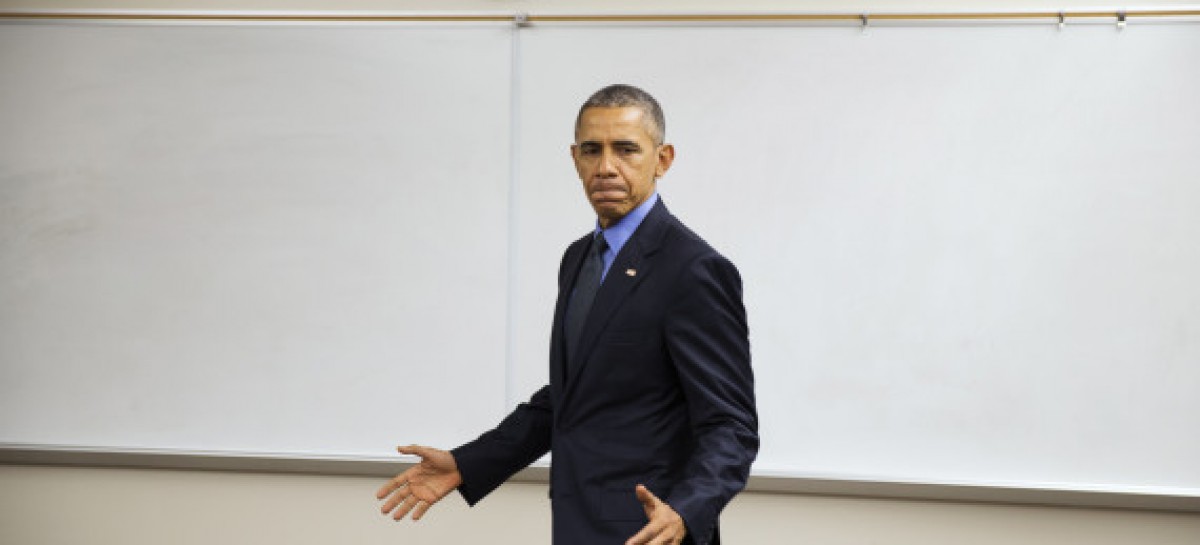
595,191 -> 658,256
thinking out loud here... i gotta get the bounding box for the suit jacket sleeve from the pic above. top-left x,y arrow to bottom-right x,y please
663,252 -> 759,544
451,385 -> 553,506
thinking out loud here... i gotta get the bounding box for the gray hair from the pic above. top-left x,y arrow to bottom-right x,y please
575,84 -> 666,145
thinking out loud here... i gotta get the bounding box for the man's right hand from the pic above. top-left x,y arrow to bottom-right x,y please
376,444 -> 463,521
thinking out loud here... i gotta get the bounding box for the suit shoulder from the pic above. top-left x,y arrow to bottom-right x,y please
563,231 -> 592,255
663,215 -> 735,268
557,231 -> 594,278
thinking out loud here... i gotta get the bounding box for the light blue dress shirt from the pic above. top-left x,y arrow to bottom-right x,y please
595,191 -> 659,282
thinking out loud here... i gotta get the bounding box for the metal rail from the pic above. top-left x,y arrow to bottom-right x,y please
1,9 -> 1198,24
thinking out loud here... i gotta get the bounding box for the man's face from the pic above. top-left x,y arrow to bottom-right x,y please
571,106 -> 675,228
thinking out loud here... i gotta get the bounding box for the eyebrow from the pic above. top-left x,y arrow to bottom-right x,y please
579,139 -> 642,148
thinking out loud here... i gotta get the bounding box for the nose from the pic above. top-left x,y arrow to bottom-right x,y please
597,148 -> 618,177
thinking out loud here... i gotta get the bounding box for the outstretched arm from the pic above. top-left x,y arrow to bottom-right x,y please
376,385 -> 554,522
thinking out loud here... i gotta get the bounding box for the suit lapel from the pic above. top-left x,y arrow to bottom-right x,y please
561,200 -> 672,405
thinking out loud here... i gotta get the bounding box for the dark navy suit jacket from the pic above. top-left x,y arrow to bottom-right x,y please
452,200 -> 758,545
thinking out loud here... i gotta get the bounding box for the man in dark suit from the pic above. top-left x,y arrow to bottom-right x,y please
377,84 -> 758,545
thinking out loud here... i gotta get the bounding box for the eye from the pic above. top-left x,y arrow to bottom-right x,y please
579,144 -> 600,156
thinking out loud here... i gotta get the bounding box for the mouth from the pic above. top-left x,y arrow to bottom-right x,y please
589,185 -> 627,203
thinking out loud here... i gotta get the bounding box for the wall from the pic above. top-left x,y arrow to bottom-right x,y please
2,465 -> 1199,544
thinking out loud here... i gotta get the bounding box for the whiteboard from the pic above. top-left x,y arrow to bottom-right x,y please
2,19 -> 1199,496
0,22 -> 515,457
511,23 -> 1200,493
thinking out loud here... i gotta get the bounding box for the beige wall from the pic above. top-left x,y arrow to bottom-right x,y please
2,465 -> 1199,544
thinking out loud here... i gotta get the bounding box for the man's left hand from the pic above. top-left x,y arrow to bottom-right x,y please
626,484 -> 687,545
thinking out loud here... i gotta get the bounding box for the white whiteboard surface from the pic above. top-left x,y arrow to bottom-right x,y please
511,24 -> 1200,493
2,19 -> 1199,497
0,23 -> 515,458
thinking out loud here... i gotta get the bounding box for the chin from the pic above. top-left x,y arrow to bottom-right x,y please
593,205 -> 628,222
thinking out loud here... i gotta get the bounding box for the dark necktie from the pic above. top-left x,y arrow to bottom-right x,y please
565,232 -> 608,371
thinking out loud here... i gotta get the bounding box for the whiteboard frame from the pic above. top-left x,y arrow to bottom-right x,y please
3,13 -> 1199,508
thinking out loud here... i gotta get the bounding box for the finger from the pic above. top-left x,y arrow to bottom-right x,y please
411,497 -> 435,521
645,524 -> 682,545
625,520 -> 662,545
397,444 -> 433,458
392,494 -> 421,521
648,532 -> 679,545
376,472 -> 412,499
380,480 -> 412,513
635,484 -> 659,507
376,467 -> 417,499
635,484 -> 658,518
380,486 -> 411,514
638,484 -> 657,506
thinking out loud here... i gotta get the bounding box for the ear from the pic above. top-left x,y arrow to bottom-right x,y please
655,143 -> 675,178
